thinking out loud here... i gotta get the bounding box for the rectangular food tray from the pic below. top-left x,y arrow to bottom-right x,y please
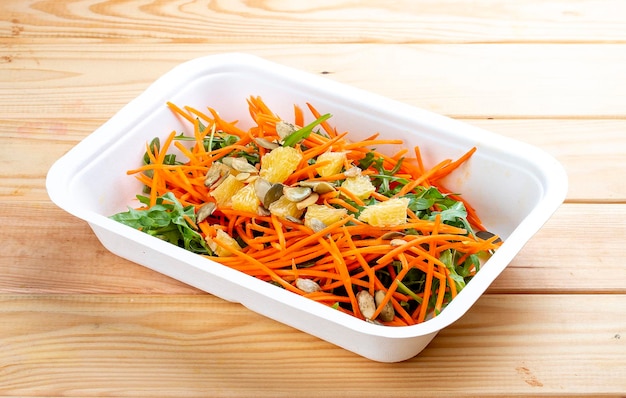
46,53 -> 567,362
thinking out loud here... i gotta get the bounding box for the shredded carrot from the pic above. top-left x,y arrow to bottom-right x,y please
336,186 -> 365,207
117,95 -> 502,327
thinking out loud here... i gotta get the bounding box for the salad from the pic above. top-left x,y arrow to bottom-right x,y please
111,96 -> 502,326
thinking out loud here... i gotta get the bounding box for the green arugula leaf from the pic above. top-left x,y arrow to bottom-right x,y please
458,253 -> 480,276
429,200 -> 475,235
357,151 -> 377,170
431,200 -> 467,223
197,118 -> 207,133
396,280 -> 423,304
408,196 -> 435,211
440,249 -> 466,293
282,113 -> 332,147
110,192 -> 210,254
143,137 -> 160,165
367,155 -> 407,197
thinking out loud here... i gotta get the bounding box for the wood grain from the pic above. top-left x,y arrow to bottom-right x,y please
2,0 -> 626,44
1,294 -> 624,396
490,203 -> 626,293
2,43 -> 626,119
0,201 -> 202,294
467,119 -> 626,202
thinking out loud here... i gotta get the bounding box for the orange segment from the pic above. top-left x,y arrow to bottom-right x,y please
260,146 -> 302,183
358,197 -> 409,227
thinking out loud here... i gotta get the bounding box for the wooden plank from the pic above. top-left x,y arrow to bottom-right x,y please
1,294 -> 624,396
0,201 -> 201,295
490,203 -> 626,293
1,202 -> 624,295
1,0 -> 626,44
3,117 -> 625,203
466,119 -> 626,202
2,43 -> 626,118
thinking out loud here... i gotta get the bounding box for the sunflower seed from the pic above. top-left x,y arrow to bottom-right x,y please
257,206 -> 271,216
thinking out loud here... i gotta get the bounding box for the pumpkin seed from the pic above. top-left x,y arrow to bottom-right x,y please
285,215 -> 303,224
295,278 -> 322,293
235,172 -> 251,181
476,230 -> 502,243
263,183 -> 284,208
307,218 -> 327,233
229,157 -> 259,174
254,137 -> 279,150
390,238 -> 408,247
374,290 -> 395,322
283,186 -> 312,202
196,202 -> 216,223
296,192 -> 319,210
254,178 -> 272,203
381,231 -> 406,240
275,120 -> 298,140
204,162 -> 228,187
356,290 -> 376,320
298,180 -> 336,194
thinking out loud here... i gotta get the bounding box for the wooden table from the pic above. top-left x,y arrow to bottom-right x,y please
2,1 -> 625,396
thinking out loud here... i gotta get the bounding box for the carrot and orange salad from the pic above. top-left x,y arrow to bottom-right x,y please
110,96 -> 502,326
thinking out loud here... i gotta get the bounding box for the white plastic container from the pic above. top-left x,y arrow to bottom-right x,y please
46,53 -> 567,362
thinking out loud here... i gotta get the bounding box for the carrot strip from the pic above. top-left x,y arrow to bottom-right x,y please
211,238 -> 300,294
417,214 -> 441,323
394,158 -> 450,197
343,139 -> 403,150
270,214 -> 287,251
431,147 -> 477,181
337,186 -> 365,206
300,131 -> 349,162
326,198 -> 359,213
318,237 -> 360,318
167,101 -> 195,124
294,104 -> 304,127
284,160 -> 331,185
